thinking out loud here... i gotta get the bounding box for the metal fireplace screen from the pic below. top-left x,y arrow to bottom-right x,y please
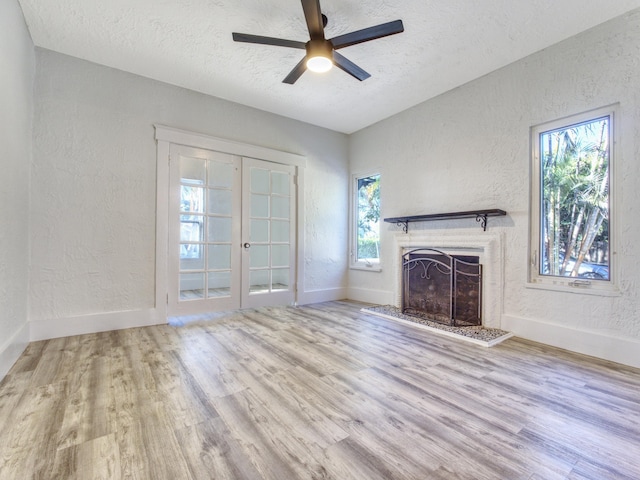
402,248 -> 482,327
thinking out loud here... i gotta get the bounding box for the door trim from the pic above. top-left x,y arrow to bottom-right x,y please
155,125 -> 305,168
155,125 -> 306,318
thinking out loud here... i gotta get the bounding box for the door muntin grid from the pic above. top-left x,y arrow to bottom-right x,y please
248,166 -> 292,294
178,155 -> 236,300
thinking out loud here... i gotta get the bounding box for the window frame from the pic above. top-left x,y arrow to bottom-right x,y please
350,171 -> 382,271
528,105 -> 619,295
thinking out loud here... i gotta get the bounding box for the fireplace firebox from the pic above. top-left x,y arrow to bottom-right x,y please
402,248 -> 482,327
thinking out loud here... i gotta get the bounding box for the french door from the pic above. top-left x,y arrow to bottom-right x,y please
168,145 -> 296,316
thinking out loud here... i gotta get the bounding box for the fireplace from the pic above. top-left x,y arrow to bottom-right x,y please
402,248 -> 482,326
393,232 -> 502,329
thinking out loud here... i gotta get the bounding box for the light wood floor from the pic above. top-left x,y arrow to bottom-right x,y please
1,301 -> 639,479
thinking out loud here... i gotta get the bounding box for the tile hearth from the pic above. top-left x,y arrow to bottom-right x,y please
362,305 -> 513,347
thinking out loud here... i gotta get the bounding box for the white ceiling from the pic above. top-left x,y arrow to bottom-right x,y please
18,0 -> 640,134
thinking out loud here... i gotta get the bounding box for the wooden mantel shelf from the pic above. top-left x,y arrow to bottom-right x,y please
384,209 -> 507,233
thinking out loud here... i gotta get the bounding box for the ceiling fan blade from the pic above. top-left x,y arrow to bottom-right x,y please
283,57 -> 308,84
301,0 -> 325,40
330,19 -> 404,49
332,52 -> 370,81
232,32 -> 306,49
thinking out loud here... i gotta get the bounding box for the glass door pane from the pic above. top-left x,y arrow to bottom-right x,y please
169,145 -> 241,316
242,158 -> 296,308
169,147 -> 296,315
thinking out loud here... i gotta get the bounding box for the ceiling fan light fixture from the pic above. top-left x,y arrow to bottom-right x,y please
306,55 -> 333,73
305,40 -> 333,73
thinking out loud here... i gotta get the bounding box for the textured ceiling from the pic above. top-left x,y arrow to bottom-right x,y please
17,0 -> 640,133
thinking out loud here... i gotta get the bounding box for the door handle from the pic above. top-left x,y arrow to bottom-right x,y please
243,243 -> 251,249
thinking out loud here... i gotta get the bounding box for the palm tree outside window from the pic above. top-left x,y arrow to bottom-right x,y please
530,105 -> 616,292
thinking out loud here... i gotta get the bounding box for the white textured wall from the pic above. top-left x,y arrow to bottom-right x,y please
349,10 -> 640,367
0,0 -> 34,378
30,49 -> 348,326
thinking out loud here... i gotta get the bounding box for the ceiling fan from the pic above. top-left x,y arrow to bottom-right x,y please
232,0 -> 404,84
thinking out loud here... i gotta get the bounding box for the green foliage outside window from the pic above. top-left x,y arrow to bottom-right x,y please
540,116 -> 610,280
357,175 -> 380,261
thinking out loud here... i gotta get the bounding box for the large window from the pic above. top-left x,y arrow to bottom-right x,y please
530,106 -> 616,292
351,173 -> 381,270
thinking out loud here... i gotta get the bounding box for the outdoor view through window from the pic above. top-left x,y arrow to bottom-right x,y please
539,114 -> 610,281
356,174 -> 380,264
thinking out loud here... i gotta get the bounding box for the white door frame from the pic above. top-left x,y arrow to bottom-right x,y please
155,125 -> 306,318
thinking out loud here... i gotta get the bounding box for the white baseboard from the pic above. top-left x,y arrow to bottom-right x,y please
29,308 -> 166,342
346,287 -> 395,306
503,314 -> 640,369
297,287 -> 348,305
0,321 -> 30,381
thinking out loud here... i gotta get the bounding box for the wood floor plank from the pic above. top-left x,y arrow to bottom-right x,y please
3,340 -> 47,376
212,389 -> 324,480
0,381 -> 67,478
144,347 -> 219,430
57,354 -> 112,450
215,327 -> 297,374
28,336 -> 80,387
108,345 -> 154,479
175,417 -> 264,480
277,365 -> 457,479
323,368 -> 530,479
365,365 -> 574,479
50,433 -> 121,480
171,327 -> 247,399
219,348 -> 350,449
110,345 -> 193,480
0,370 -> 31,435
0,300 -> 639,479
322,436 -> 423,480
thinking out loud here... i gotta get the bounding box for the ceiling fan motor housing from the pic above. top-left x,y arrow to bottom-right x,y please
306,39 -> 333,60
305,39 -> 334,72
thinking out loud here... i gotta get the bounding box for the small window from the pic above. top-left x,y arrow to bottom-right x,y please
351,173 -> 381,270
529,106 -> 616,293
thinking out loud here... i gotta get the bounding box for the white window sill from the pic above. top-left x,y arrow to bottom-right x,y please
526,280 -> 621,297
350,263 -> 382,272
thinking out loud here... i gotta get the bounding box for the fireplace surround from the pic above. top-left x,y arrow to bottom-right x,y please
393,232 -> 503,329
